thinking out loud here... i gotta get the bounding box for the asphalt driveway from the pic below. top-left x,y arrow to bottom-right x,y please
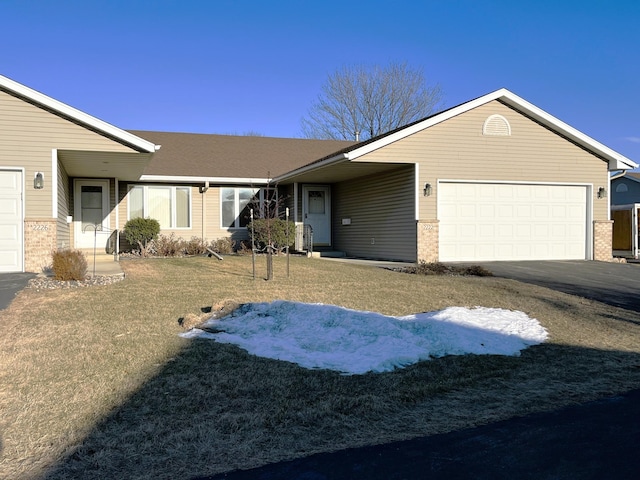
0,272 -> 35,311
471,260 -> 640,312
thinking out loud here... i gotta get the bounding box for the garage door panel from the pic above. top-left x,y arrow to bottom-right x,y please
0,197 -> 20,217
0,225 -> 19,241
439,182 -> 587,261
0,170 -> 23,272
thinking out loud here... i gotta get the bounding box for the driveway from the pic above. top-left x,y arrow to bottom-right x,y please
0,272 -> 36,311
472,260 -> 640,312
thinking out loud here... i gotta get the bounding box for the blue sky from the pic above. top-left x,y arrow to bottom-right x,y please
2,0 -> 639,161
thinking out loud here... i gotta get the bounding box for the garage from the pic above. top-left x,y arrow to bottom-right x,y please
0,170 -> 23,272
438,182 -> 589,261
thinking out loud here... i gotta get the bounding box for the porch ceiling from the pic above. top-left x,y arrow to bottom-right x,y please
57,150 -> 154,181
278,161 -> 412,184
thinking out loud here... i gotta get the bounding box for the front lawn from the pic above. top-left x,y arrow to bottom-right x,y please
2,255 -> 640,479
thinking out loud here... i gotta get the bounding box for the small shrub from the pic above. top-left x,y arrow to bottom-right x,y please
415,262 -> 450,275
235,240 -> 253,255
402,262 -> 493,277
247,219 -> 295,253
461,265 -> 493,277
123,217 -> 160,256
184,236 -> 208,256
210,237 -> 234,255
51,249 -> 88,281
152,233 -> 183,257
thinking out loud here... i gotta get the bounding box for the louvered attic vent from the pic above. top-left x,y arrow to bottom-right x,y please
483,114 -> 511,136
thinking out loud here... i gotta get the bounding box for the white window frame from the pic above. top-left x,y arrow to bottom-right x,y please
127,185 -> 192,229
220,187 -> 277,229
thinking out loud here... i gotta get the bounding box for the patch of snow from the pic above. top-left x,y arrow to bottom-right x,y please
180,301 -> 547,375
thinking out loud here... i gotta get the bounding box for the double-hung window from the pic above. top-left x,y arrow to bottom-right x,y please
221,187 -> 277,228
128,185 -> 191,229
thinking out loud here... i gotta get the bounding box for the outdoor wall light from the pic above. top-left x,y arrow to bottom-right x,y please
597,186 -> 607,199
423,183 -> 432,196
34,172 -> 44,189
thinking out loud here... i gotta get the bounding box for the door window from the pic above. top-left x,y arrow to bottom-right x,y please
81,185 -> 103,230
308,190 -> 325,214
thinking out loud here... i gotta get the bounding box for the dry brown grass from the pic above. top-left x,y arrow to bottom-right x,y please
1,255 -> 640,479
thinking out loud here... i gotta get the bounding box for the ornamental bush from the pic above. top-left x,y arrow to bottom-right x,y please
122,217 -> 160,255
151,233 -> 182,257
51,249 -> 88,281
247,219 -> 295,253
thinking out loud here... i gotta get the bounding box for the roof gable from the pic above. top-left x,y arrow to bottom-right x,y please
276,89 -> 637,181
0,75 -> 157,153
612,172 -> 640,185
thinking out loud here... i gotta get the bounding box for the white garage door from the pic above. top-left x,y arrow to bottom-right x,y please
0,170 -> 24,272
439,182 -> 588,261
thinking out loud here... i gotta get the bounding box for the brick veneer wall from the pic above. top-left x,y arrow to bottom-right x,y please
593,220 -> 613,262
24,219 -> 57,272
417,219 -> 439,263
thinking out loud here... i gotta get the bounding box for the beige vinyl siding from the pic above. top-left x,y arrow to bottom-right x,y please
56,161 -> 70,248
280,184 -> 295,220
333,165 -> 415,261
358,100 -> 609,222
0,90 -> 137,219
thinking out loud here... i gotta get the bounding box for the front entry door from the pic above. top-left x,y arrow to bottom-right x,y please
74,179 -> 110,249
303,185 -> 331,246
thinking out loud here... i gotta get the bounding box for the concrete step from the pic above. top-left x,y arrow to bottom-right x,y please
78,250 -> 123,276
310,251 -> 347,258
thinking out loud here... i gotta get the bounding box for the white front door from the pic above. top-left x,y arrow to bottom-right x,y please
0,170 -> 23,272
303,185 -> 331,246
74,179 -> 110,249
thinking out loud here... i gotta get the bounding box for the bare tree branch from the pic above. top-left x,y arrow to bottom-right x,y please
301,62 -> 443,141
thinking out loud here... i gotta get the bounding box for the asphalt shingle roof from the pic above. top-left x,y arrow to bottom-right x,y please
128,130 -> 355,179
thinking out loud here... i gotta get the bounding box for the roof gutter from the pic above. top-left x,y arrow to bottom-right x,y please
273,153 -> 350,182
140,175 -> 271,184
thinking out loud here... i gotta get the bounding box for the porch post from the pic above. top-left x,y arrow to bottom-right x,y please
115,178 -> 120,260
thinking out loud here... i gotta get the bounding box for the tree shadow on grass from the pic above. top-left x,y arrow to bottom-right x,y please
39,324 -> 640,479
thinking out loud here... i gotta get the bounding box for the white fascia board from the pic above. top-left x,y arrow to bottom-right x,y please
497,90 -> 638,170
273,153 -> 350,182
0,75 -> 158,153
346,88 -> 638,171
346,89 -> 514,160
139,175 -> 271,184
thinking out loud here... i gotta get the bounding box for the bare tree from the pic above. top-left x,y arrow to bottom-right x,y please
301,62 -> 443,141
